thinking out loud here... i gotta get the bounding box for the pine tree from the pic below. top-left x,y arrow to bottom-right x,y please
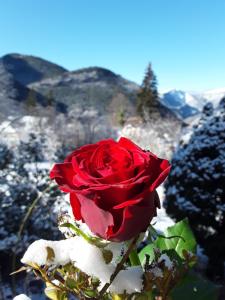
137,63 -> 159,120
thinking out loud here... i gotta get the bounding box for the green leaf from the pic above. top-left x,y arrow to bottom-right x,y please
170,271 -> 219,300
84,288 -> 98,298
156,219 -> 197,257
131,293 -> 153,299
45,285 -> 68,300
65,277 -> 77,289
139,219 -> 197,265
139,244 -> 156,266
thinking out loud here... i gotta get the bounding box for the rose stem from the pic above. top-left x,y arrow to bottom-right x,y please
98,235 -> 139,297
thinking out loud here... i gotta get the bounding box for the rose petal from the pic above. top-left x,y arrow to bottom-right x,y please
149,159 -> 171,191
77,192 -> 114,239
50,162 -> 75,192
107,192 -> 156,241
70,193 -> 82,221
118,137 -> 142,151
64,143 -> 98,163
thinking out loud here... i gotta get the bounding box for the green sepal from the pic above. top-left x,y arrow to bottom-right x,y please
60,222 -> 109,248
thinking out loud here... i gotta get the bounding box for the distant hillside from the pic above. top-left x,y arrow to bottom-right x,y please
29,66 -> 141,115
0,56 -> 48,117
0,54 -> 68,117
1,53 -> 67,85
0,53 -> 179,122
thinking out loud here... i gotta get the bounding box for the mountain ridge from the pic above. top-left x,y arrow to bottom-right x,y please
0,53 -> 178,122
1,53 -> 224,120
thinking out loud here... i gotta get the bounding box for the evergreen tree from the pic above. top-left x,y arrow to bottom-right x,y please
164,98 -> 225,280
137,63 -> 159,120
117,108 -> 126,126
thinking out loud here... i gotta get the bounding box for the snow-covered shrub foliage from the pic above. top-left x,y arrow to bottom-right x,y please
0,133 -> 64,271
0,143 -> 13,169
164,98 -> 225,279
119,118 -> 181,160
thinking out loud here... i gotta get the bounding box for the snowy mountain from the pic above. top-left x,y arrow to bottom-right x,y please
160,90 -> 202,118
197,88 -> 225,107
160,88 -> 225,119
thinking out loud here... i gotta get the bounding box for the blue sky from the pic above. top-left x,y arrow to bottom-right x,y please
0,0 -> 225,91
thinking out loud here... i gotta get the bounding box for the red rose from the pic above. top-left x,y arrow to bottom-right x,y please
50,138 -> 171,242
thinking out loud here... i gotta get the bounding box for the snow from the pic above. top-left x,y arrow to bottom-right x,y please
150,267 -> 163,278
158,254 -> 173,270
21,238 -> 73,266
13,294 -> 31,300
161,87 -> 225,119
69,236 -> 115,283
21,236 -> 143,294
70,236 -> 143,293
160,90 -> 201,118
109,266 -> 143,294
153,186 -> 174,232
201,87 -> 225,106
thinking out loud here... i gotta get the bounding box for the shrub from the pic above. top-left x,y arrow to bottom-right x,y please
164,98 -> 225,280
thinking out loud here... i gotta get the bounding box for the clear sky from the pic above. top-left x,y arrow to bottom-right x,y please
0,0 -> 225,91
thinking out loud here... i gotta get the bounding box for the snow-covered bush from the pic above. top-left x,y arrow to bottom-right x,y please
164,98 -> 225,279
0,134 -> 65,270
119,118 -> 181,160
